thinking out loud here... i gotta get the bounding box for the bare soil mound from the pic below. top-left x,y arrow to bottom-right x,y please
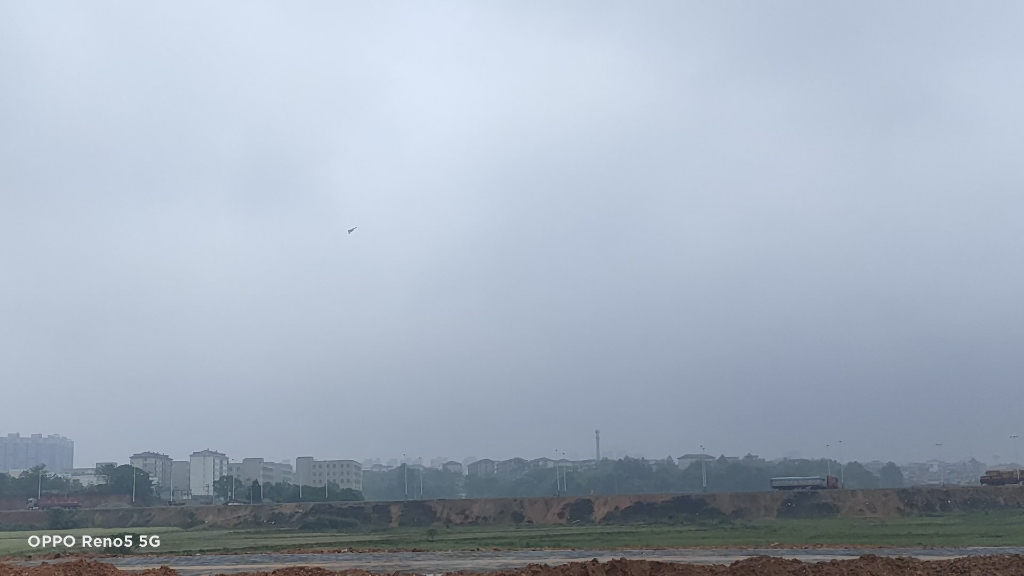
6,556 -> 1024,576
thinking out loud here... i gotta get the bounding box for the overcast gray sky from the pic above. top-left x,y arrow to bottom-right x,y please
2,2 -> 1023,468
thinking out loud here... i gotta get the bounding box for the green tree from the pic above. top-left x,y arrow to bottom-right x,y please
213,475 -> 247,500
91,465 -> 154,502
841,462 -> 880,489
879,462 -> 905,488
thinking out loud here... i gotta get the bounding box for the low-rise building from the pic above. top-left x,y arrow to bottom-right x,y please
63,467 -> 103,487
295,457 -> 362,491
442,461 -> 463,475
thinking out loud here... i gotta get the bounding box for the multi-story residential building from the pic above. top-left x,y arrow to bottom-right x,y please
129,452 -> 173,496
467,459 -> 495,477
528,457 -> 555,470
189,449 -> 228,497
171,461 -> 190,500
295,457 -> 362,491
442,461 -> 464,475
496,458 -> 528,477
0,433 -> 74,473
226,458 -> 293,485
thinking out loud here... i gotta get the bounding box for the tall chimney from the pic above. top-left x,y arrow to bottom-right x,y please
595,430 -> 601,461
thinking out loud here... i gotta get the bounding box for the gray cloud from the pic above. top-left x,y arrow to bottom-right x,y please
2,2 -> 1023,467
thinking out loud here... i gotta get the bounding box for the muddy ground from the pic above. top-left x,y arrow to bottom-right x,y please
2,486 -> 1024,531
5,556 -> 1024,576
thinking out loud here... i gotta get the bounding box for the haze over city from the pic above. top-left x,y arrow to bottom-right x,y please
2,2 -> 1023,469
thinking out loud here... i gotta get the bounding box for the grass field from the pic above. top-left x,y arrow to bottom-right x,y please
2,512 -> 1024,557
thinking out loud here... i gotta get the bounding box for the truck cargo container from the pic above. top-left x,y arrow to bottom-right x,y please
770,475 -> 840,490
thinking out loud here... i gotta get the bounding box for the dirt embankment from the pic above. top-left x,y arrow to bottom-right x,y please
2,485 -> 1023,531
5,556 -> 1024,576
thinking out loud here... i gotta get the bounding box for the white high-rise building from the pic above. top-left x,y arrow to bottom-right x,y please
0,433 -> 74,473
189,449 -> 228,497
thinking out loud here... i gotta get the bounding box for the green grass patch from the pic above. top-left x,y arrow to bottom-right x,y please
2,512 -> 1024,557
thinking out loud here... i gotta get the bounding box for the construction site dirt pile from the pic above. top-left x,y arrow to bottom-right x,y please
0,560 -> 175,576
7,557 -> 1024,576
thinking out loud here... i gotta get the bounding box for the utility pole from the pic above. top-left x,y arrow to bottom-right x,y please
38,468 -> 42,500
1012,435 -> 1020,484
839,440 -> 844,487
935,443 -> 944,486
403,454 -> 408,501
554,449 -> 560,495
420,468 -> 424,500
298,465 -> 302,500
561,451 -> 568,494
132,465 -> 137,504
826,444 -> 831,477
700,445 -> 707,492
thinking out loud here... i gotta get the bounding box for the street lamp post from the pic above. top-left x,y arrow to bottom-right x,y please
826,444 -> 831,477
700,445 -> 707,492
403,454 -> 408,501
132,465 -> 137,504
554,450 -> 561,495
935,443 -> 944,486
839,440 -> 844,487
38,468 -> 42,500
1012,435 -> 1020,484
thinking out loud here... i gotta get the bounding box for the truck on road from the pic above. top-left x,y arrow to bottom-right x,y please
770,475 -> 841,490
980,469 -> 1023,486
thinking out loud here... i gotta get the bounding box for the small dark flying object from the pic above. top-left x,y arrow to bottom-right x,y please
348,227 -> 357,234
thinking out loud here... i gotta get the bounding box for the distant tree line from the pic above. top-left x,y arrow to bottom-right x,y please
361,456 -> 906,501
0,464 -> 157,503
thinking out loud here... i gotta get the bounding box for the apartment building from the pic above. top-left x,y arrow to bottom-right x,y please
0,433 -> 74,473
189,449 -> 228,497
129,452 -> 174,496
467,459 -> 495,477
496,458 -> 527,477
171,460 -> 190,500
226,458 -> 293,485
295,457 -> 362,491
442,461 -> 464,474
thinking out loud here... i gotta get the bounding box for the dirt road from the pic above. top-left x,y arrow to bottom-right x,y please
14,547 -> 1024,575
